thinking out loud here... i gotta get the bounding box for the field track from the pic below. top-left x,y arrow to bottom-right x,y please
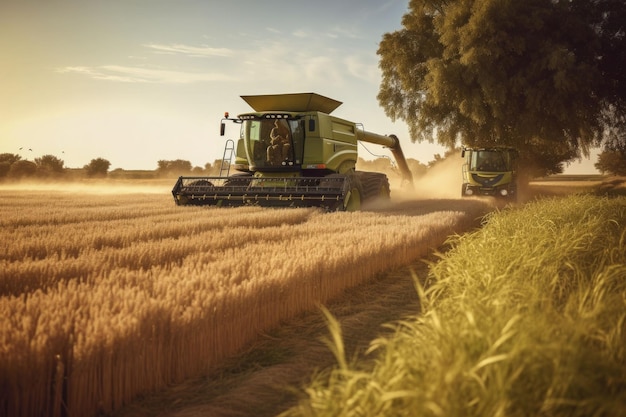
0,182 -> 525,417
114,247 -> 443,417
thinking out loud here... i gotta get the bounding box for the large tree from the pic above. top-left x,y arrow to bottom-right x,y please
377,0 -> 626,176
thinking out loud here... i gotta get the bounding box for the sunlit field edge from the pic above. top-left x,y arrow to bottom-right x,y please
281,194 -> 626,417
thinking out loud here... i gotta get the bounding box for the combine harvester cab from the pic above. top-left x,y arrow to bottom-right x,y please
172,93 -> 414,211
461,147 -> 518,200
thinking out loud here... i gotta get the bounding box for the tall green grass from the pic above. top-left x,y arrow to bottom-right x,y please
283,195 -> 626,417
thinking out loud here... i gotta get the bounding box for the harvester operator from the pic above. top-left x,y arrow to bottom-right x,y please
267,119 -> 292,165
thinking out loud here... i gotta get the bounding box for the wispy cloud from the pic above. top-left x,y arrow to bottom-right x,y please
57,65 -> 234,83
143,43 -> 234,57
328,26 -> 361,39
344,54 -> 379,84
292,30 -> 310,38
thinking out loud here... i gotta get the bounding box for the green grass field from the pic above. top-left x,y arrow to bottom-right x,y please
282,194 -> 626,417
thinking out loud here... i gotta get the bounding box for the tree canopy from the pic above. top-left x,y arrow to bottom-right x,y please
84,158 -> 111,177
35,155 -> 65,176
0,154 -> 21,177
9,160 -> 37,178
157,159 -> 193,177
595,141 -> 626,175
377,0 -> 626,175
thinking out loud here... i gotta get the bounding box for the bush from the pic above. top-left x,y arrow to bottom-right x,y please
8,160 -> 37,178
84,158 -> 111,177
35,155 -> 65,177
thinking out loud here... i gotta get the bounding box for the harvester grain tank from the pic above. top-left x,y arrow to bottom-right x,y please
461,146 -> 518,199
172,93 -> 414,211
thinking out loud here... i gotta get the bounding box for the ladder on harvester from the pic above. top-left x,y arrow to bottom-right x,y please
219,139 -> 235,177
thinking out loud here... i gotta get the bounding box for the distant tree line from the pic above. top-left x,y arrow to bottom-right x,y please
2,150 -> 623,181
0,153 -> 114,179
0,154 -> 68,179
0,153 -> 224,180
155,159 -> 219,176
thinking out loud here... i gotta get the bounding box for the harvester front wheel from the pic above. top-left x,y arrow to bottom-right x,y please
343,174 -> 362,212
224,173 -> 252,187
175,179 -> 213,206
319,174 -> 362,211
461,183 -> 469,197
355,171 -> 390,206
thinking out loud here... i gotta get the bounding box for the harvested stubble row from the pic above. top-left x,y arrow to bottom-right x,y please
0,190 -> 490,417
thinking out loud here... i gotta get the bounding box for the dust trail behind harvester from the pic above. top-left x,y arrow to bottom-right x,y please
391,152 -> 464,201
0,179 -> 172,195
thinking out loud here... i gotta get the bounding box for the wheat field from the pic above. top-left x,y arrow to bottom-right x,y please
0,184 -> 491,417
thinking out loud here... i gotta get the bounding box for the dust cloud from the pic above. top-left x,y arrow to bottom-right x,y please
0,180 -> 172,195
392,152 -> 464,201
1,155 -> 465,201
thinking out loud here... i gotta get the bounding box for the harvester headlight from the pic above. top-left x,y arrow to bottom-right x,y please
500,189 -> 509,196
465,188 -> 474,196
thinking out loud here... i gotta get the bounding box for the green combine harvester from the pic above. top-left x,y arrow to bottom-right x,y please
172,93 -> 414,211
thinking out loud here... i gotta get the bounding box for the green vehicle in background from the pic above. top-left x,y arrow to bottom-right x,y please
461,147 -> 519,200
172,93 -> 414,211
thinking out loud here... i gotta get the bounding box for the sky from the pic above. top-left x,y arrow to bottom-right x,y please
1,0 -> 599,174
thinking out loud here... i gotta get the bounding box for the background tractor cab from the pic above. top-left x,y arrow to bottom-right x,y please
461,147 -> 518,199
